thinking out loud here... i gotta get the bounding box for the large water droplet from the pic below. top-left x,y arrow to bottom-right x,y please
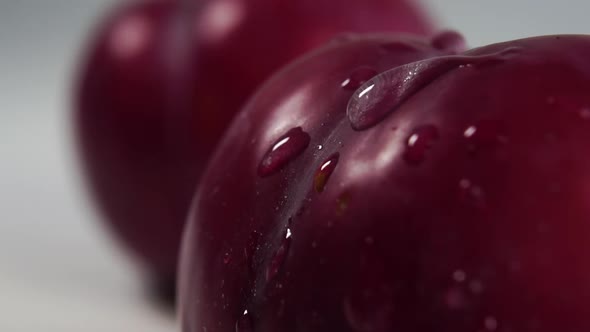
341,67 -> 378,91
235,310 -> 254,332
258,127 -> 310,177
314,153 -> 340,193
347,48 -> 521,130
265,228 -> 292,281
431,30 -> 466,53
403,125 -> 439,165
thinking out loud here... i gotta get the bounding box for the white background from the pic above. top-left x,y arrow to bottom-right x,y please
1,0 -> 589,330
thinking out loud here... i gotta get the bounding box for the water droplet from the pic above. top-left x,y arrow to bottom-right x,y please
580,107 -> 590,119
244,231 -> 261,274
464,120 -> 506,153
459,178 -> 485,208
347,48 -> 521,130
403,125 -> 439,164
223,252 -> 231,265
317,144 -> 323,150
258,127 -> 310,177
444,287 -> 467,310
314,153 -> 340,193
464,126 -> 477,138
336,192 -> 352,216
453,269 -> 467,282
341,67 -> 378,91
484,316 -> 498,331
235,310 -> 253,332
265,229 -> 292,281
431,30 -> 466,53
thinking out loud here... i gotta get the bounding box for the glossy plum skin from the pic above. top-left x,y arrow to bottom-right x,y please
75,0 -> 434,279
178,34 -> 452,331
179,34 -> 590,332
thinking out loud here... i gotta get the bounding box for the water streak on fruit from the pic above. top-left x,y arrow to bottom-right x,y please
341,67 -> 379,91
235,310 -> 254,332
431,30 -> 466,53
258,127 -> 311,177
347,48 -> 521,130
265,228 -> 292,281
314,153 -> 340,193
403,125 -> 439,164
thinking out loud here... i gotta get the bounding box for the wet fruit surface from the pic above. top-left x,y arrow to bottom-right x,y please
346,47 -> 521,130
75,0 -> 434,279
258,127 -> 311,177
180,34 -> 590,331
313,153 -> 340,193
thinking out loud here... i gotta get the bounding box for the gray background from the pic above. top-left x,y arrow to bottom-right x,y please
1,0 -> 588,330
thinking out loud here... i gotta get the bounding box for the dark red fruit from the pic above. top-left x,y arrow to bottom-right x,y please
75,0 -> 434,279
179,34 -> 590,332
178,33 -> 451,331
